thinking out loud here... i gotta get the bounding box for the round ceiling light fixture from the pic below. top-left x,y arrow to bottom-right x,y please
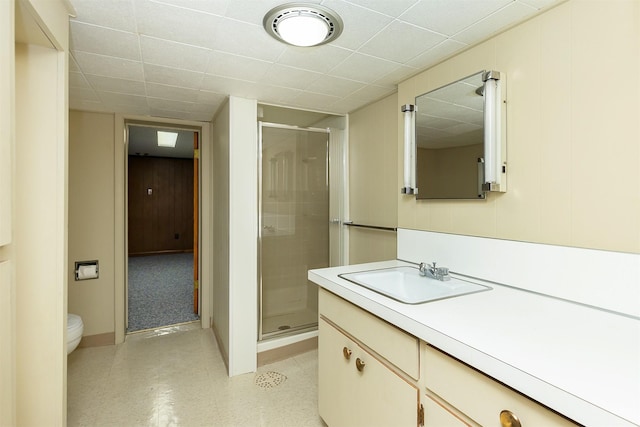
263,3 -> 343,47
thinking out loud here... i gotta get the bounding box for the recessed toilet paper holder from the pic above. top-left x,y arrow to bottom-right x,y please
75,260 -> 99,281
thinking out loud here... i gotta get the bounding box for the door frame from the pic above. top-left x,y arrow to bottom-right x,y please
257,121 -> 331,341
115,114 -> 211,344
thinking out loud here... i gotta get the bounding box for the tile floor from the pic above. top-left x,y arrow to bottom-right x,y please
67,323 -> 325,426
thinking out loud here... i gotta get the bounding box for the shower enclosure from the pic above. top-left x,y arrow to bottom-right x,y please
259,122 -> 330,340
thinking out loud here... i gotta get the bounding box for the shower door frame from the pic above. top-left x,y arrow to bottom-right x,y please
257,121 -> 330,341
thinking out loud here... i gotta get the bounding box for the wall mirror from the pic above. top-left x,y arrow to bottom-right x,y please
412,70 -> 505,199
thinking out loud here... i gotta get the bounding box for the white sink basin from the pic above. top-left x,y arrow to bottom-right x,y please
339,266 -> 491,304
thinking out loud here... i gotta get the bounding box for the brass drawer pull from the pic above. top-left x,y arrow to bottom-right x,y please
342,347 -> 352,360
500,410 -> 521,427
355,358 -> 366,372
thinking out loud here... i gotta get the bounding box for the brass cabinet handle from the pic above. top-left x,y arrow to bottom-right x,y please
342,347 -> 352,360
500,410 -> 521,427
355,357 -> 366,372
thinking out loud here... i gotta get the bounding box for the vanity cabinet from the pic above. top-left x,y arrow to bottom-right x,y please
318,289 -> 423,427
424,346 -> 577,427
318,288 -> 578,427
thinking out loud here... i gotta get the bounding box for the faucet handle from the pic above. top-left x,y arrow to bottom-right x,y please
418,262 -> 427,276
436,267 -> 450,281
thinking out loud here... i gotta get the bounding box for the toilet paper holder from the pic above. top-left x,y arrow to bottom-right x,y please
75,260 -> 99,281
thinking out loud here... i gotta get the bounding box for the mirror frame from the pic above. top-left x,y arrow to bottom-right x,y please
403,70 -> 506,200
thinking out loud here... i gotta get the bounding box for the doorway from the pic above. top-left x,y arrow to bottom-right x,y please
126,123 -> 200,332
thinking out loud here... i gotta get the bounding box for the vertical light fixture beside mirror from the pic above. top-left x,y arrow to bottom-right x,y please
401,104 -> 417,195
482,70 -> 507,192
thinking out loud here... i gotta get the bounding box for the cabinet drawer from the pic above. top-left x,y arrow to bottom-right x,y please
319,289 -> 420,379
319,318 -> 420,427
425,346 -> 577,426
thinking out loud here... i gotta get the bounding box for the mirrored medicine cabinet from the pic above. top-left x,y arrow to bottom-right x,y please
407,70 -> 506,200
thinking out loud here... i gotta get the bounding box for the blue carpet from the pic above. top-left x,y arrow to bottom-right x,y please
127,253 -> 199,332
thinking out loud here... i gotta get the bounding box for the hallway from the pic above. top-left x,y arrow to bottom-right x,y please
67,324 -> 323,426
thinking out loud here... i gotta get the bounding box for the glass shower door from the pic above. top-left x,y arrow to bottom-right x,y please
259,123 -> 329,339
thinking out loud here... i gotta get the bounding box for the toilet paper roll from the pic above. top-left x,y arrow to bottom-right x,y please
77,264 -> 98,280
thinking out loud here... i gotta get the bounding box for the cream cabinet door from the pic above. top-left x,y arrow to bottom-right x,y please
424,396 -> 473,427
319,318 -> 420,427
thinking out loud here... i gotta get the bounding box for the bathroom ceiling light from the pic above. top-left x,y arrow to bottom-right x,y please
157,131 -> 178,148
263,3 -> 343,47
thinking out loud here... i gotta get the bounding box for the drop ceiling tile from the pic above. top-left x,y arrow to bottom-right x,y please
70,0 -> 137,32
72,51 -> 144,81
320,0 -> 394,50
291,92 -> 342,111
407,39 -> 468,69
306,75 -> 365,98
201,75 -> 260,98
258,64 -> 324,91
224,0 -> 287,25
197,90 -> 227,105
114,104 -> 151,116
453,1 -> 537,45
211,19 -> 286,62
152,0 -> 229,15
189,102 -> 221,115
330,53 -> 398,83
185,111 -> 216,122
97,91 -> 148,108
518,0 -> 558,9
140,36 -> 211,73
85,74 -> 145,95
146,82 -> 200,102
134,0 -> 220,49
149,108 -> 193,120
343,0 -> 419,17
277,44 -> 353,74
147,98 -> 194,113
252,84 -> 304,105
348,84 -> 396,103
205,51 -> 271,81
329,96 -> 373,114
70,21 -> 140,60
144,64 -> 204,89
69,71 -> 90,89
374,64 -> 418,87
401,0 -> 511,35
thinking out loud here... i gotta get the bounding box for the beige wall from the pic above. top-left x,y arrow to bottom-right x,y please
0,0 -> 15,424
68,111 -> 115,336
348,93 -> 398,264
212,100 -> 230,365
3,0 -> 74,425
417,144 -> 483,199
397,0 -> 640,254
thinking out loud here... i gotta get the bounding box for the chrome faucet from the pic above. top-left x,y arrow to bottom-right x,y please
419,262 -> 450,281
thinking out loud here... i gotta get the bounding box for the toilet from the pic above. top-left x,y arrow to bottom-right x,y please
67,313 -> 84,355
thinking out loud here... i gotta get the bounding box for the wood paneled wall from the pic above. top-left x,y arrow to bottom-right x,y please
128,156 -> 194,255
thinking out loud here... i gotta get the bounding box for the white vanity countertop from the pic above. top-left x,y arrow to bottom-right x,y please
309,260 -> 640,427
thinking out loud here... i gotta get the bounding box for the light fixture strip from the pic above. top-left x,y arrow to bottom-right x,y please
401,104 -> 417,195
482,70 -> 505,192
